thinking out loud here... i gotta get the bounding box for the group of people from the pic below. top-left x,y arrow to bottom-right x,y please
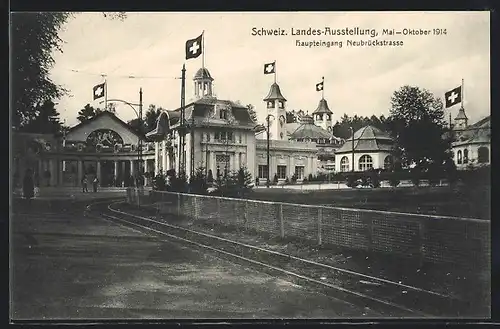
81,175 -> 99,193
20,169 -> 100,200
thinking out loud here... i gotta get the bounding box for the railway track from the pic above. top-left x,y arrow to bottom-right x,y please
89,200 -> 477,318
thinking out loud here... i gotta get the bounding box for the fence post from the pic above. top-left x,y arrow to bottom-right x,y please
216,198 -> 221,225
367,214 -> 373,251
317,208 -> 323,246
177,193 -> 181,217
279,203 -> 285,239
193,195 -> 199,221
243,200 -> 248,230
418,221 -> 426,267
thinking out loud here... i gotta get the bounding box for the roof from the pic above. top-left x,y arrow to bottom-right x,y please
194,67 -> 214,81
469,115 -> 490,129
312,98 -> 333,114
67,110 -> 146,139
285,122 -> 300,135
454,107 -> 468,120
146,111 -> 172,140
289,115 -> 332,140
164,98 -> 254,131
452,115 -> 491,146
263,83 -> 287,102
336,125 -> 394,153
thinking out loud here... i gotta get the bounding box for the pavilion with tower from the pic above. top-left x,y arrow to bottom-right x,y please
148,66 -> 318,183
449,105 -> 491,169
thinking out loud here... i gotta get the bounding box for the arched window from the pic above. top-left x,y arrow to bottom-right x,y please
340,156 -> 349,172
359,155 -> 373,171
383,155 -> 393,170
457,150 -> 462,164
463,149 -> 469,164
478,147 -> 489,163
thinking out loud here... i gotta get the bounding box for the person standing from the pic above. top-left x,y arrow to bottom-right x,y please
22,169 -> 35,203
92,176 -> 99,193
81,175 -> 88,193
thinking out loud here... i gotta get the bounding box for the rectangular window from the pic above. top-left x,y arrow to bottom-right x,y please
277,165 -> 287,179
258,165 -> 268,179
215,132 -> 220,140
294,166 -> 305,179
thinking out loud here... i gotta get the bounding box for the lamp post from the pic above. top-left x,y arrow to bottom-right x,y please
99,90 -> 143,186
349,126 -> 355,172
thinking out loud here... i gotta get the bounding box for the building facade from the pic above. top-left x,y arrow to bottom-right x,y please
148,67 -> 319,182
450,107 -> 491,169
12,111 -> 157,188
334,125 -> 394,173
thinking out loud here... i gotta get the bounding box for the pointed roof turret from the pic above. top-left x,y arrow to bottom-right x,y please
454,107 -> 468,120
312,98 -> 332,114
263,83 -> 287,102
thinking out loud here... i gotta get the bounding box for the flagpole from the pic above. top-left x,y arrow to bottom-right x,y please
202,31 -> 205,71
461,78 -> 464,108
103,75 -> 108,111
274,61 -> 277,83
322,76 -> 325,99
202,31 -> 205,97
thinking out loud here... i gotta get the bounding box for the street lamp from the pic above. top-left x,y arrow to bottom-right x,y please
265,114 -> 275,188
99,90 -> 143,185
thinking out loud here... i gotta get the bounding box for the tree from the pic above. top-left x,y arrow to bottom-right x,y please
21,100 -> 64,134
77,104 -> 102,123
11,12 -> 126,130
144,104 -> 163,131
246,104 -> 258,124
128,104 -> 164,133
331,113 -> 389,139
286,111 -> 297,123
386,85 -> 450,171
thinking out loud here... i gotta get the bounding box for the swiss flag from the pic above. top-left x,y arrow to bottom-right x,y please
444,86 -> 462,108
264,62 -> 275,74
186,34 -> 203,60
93,82 -> 105,100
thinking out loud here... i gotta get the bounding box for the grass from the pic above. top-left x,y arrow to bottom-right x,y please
246,184 -> 490,220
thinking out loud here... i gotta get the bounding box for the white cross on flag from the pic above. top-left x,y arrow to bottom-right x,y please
264,62 -> 275,74
444,86 -> 462,108
185,34 -> 203,60
93,82 -> 105,100
316,81 -> 324,92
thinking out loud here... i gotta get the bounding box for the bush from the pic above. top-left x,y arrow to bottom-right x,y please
410,168 -> 422,187
389,172 -> 401,187
308,173 -> 314,181
206,169 -> 214,185
368,169 -> 381,188
346,174 -> 359,188
189,167 -> 208,194
152,173 -> 166,191
170,171 -> 188,192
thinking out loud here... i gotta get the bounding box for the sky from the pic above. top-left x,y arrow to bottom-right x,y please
48,11 -> 490,127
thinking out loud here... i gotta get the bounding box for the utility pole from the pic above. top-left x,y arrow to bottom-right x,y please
190,94 -> 195,178
180,64 -> 186,176
138,88 -> 143,184
350,126 -> 355,172
266,115 -> 271,188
